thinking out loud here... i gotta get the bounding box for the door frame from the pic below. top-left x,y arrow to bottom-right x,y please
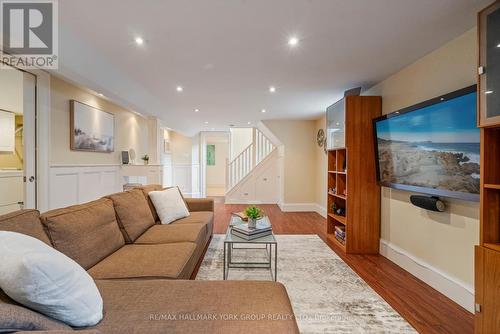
1,59 -> 51,212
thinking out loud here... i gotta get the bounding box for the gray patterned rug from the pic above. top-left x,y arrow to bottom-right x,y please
196,234 -> 416,334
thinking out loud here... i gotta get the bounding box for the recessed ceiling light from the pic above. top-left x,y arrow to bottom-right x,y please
269,86 -> 276,93
135,37 -> 144,46
176,86 -> 183,92
497,43 -> 500,48
288,36 -> 299,46
204,121 -> 209,124
485,90 -> 494,94
261,109 -> 266,113
194,109 -> 199,112
247,121 -> 251,125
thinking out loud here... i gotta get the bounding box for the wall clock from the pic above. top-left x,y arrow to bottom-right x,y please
317,129 -> 325,147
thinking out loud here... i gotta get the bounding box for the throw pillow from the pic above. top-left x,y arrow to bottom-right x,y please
0,231 -> 103,327
149,187 -> 190,224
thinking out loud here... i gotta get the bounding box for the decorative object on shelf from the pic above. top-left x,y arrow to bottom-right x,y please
70,100 -> 114,153
317,129 -> 325,147
244,205 -> 264,229
141,154 -> 149,165
332,203 -> 345,217
323,137 -> 328,154
329,187 -> 337,194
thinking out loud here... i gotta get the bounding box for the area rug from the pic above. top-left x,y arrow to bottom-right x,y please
196,234 -> 416,333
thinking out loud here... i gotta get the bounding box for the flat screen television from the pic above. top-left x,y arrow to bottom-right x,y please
373,85 -> 480,201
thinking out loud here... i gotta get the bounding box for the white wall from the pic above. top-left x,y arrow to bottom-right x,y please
168,130 -> 200,197
230,128 -> 252,160
263,120 -> 318,211
205,133 -> 229,196
363,28 -> 478,312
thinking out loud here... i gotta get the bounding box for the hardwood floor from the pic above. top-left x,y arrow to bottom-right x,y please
209,202 -> 474,334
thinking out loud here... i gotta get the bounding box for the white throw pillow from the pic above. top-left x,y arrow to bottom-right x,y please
149,187 -> 190,224
0,231 -> 103,327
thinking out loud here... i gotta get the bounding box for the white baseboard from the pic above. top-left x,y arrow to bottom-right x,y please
379,239 -> 474,313
278,202 -> 327,218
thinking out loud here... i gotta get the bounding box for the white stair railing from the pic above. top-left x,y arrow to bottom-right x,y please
226,128 -> 275,191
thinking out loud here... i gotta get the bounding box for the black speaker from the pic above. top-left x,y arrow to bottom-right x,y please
121,151 -> 130,165
410,195 -> 446,212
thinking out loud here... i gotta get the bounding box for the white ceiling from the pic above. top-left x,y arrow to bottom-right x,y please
56,0 -> 489,136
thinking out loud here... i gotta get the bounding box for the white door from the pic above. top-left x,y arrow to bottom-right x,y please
0,66 -> 36,214
23,72 -> 36,209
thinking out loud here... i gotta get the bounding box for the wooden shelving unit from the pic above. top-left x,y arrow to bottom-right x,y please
475,2 -> 500,333
326,96 -> 381,254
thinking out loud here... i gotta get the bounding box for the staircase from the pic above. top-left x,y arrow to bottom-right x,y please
226,128 -> 276,192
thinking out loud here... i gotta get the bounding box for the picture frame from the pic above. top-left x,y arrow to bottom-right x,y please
70,100 -> 115,153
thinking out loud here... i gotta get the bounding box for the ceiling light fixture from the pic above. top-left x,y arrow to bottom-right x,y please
194,109 -> 199,112
261,109 -> 266,113
497,43 -> 500,48
247,121 -> 251,125
288,36 -> 299,46
269,86 -> 276,93
176,86 -> 183,92
204,121 -> 209,124
135,37 -> 144,46
485,90 -> 494,94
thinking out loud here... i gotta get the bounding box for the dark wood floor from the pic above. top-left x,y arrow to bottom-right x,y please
209,201 -> 473,334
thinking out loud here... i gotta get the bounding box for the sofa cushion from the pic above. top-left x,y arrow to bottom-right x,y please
135,224 -> 205,245
0,209 -> 50,245
90,280 -> 299,334
0,290 -> 72,332
139,184 -> 163,221
149,188 -> 190,225
40,198 -> 125,270
106,189 -> 155,243
0,232 -> 103,327
171,211 -> 214,237
88,243 -> 197,280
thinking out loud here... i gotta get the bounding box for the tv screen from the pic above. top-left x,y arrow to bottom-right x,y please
373,85 -> 479,201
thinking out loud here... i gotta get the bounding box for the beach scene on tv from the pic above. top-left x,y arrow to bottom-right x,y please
375,92 -> 480,196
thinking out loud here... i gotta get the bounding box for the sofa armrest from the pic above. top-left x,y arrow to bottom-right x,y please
185,198 -> 214,212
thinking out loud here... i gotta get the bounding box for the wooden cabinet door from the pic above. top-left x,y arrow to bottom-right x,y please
475,246 -> 500,333
478,1 -> 500,127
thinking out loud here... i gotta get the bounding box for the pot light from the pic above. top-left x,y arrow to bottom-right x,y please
247,121 -> 251,125
261,109 -> 266,113
204,121 -> 209,124
135,37 -> 144,46
288,36 -> 299,46
269,86 -> 276,93
485,90 -> 494,95
194,109 -> 199,112
497,43 -> 500,48
176,86 -> 183,92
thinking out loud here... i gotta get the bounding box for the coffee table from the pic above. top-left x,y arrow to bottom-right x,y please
223,216 -> 277,281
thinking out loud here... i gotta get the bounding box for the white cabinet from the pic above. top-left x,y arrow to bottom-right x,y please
0,111 -> 15,152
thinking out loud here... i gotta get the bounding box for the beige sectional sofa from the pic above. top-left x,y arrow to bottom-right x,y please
0,185 -> 299,333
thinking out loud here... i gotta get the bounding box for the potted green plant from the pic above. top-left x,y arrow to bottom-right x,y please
245,205 -> 264,229
141,154 -> 149,165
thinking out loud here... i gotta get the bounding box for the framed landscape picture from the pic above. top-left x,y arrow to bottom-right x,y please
70,100 -> 114,153
207,144 -> 215,166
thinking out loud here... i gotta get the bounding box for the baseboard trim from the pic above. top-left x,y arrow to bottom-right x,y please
379,239 -> 474,313
278,202 -> 327,218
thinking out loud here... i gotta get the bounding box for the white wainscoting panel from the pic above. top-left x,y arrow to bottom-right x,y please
49,165 -> 122,210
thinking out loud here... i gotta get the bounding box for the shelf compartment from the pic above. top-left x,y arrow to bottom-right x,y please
328,213 -> 346,225
482,188 -> 500,245
336,149 -> 347,173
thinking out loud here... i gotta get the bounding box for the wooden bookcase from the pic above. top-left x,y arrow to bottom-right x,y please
475,2 -> 500,333
326,96 -> 381,254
